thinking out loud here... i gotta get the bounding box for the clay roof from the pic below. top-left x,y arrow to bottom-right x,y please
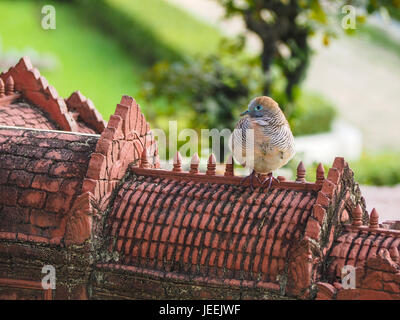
0,92 -> 158,246
328,222 -> 400,280
0,57 -> 106,134
100,156 -> 396,298
0,101 -> 59,130
102,156 -> 324,290
0,126 -> 99,239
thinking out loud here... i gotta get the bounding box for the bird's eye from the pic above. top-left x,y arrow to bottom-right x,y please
255,105 -> 263,111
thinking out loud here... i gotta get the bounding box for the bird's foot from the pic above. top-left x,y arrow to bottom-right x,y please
240,170 -> 262,191
261,173 -> 280,193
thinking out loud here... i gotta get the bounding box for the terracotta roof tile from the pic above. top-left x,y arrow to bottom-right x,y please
0,57 -> 105,134
105,173 -> 318,285
0,102 -> 58,130
329,226 -> 400,278
0,126 -> 98,238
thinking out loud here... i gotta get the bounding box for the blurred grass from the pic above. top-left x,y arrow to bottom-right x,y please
105,0 -> 221,57
290,91 -> 337,136
349,152 -> 400,186
0,0 -> 221,121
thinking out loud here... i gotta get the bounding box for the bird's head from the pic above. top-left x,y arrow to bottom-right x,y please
240,96 -> 284,121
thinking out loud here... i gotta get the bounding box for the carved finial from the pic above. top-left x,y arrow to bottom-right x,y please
173,151 -> 182,172
5,76 -> 14,95
316,163 -> 325,185
390,247 -> 399,263
352,204 -> 363,227
369,208 -> 379,229
140,148 -> 150,168
206,153 -> 216,176
224,155 -> 234,176
296,161 -> 306,182
0,78 -> 4,98
190,153 -> 199,174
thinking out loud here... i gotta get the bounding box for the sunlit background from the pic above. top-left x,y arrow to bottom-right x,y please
0,0 -> 399,219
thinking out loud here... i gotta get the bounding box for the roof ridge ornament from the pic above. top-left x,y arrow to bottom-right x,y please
0,56 -> 78,131
206,153 -> 216,176
65,90 -> 106,133
5,76 -> 14,95
224,155 -> 234,176
296,161 -> 306,182
140,148 -> 150,169
316,163 -> 325,185
189,153 -> 200,174
0,78 -> 4,98
352,205 -> 363,227
369,208 -> 379,229
173,151 -> 183,172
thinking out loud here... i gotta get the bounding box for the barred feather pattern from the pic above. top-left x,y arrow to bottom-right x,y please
230,115 -> 295,172
253,117 -> 295,154
230,117 -> 253,167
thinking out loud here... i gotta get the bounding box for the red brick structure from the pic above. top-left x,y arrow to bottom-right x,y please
0,57 -> 158,299
0,57 -> 399,299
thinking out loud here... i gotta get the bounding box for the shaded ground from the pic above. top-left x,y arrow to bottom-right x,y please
360,185 -> 400,222
305,35 -> 400,152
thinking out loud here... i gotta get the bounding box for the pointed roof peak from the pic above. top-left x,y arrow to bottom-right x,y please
0,56 -> 104,134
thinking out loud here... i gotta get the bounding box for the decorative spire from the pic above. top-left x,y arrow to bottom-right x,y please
206,153 -> 216,176
224,155 -> 234,176
173,151 -> 182,172
296,161 -> 306,182
140,148 -> 150,168
369,208 -> 379,229
189,153 -> 199,174
0,78 -> 4,98
316,163 -> 325,185
5,76 -> 14,95
390,247 -> 399,263
352,204 -> 363,227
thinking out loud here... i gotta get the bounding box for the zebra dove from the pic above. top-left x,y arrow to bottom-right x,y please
230,96 -> 295,189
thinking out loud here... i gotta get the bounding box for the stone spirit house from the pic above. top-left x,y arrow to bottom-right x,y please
0,57 -> 399,300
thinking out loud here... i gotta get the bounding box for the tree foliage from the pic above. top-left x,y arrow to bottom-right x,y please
215,0 -> 400,100
142,37 -> 265,130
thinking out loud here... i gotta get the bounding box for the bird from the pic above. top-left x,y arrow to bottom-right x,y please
230,96 -> 295,190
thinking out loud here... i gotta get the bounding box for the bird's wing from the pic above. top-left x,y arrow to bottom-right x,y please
255,119 -> 295,153
230,117 -> 254,166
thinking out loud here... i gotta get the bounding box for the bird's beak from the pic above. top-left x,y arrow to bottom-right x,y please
240,110 -> 249,116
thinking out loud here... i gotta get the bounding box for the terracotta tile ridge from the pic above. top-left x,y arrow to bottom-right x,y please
345,206 -> 400,237
130,153 -> 323,192
343,224 -> 400,237
82,95 -> 158,206
303,157 -> 345,241
346,205 -> 400,237
96,263 -> 281,292
0,124 -> 100,137
65,91 -> 106,133
0,56 -> 78,131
